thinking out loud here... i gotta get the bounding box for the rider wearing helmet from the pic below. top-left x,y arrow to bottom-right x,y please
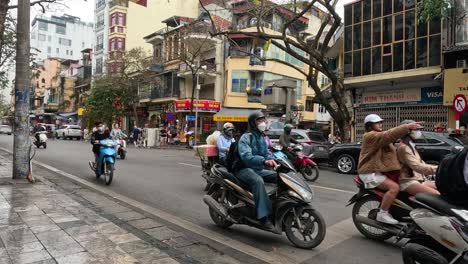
397,120 -> 439,195
237,112 -> 277,230
217,122 -> 235,163
279,124 -> 298,148
358,114 -> 421,224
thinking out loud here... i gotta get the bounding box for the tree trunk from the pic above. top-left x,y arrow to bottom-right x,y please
189,72 -> 196,116
0,0 -> 10,61
13,0 -> 30,179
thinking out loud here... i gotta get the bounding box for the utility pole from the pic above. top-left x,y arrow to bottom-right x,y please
13,0 -> 31,179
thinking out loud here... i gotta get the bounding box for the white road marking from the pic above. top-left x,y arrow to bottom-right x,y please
178,162 -> 356,195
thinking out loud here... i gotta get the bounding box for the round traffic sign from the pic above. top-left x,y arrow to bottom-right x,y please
453,94 -> 468,114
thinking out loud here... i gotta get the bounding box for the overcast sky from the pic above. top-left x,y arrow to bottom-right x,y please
31,0 -> 95,23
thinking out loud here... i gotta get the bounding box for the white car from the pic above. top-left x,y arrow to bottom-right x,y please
56,125 -> 82,140
0,125 -> 12,135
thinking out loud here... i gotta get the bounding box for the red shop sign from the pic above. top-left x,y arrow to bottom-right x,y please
174,100 -> 220,112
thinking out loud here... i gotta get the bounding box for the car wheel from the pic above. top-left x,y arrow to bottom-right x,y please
336,154 -> 356,174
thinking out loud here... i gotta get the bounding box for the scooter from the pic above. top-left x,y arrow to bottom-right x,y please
115,138 -> 127,160
402,193 -> 468,264
34,131 -> 48,149
203,160 -> 326,249
286,144 -> 320,182
89,138 -> 118,185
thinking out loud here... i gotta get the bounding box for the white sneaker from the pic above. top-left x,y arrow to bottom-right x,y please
376,210 -> 399,225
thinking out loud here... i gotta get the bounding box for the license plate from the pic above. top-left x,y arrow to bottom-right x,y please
318,147 -> 325,151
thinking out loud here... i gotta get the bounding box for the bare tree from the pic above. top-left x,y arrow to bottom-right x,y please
200,0 -> 352,140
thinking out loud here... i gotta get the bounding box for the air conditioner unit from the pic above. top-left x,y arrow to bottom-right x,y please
456,59 -> 467,68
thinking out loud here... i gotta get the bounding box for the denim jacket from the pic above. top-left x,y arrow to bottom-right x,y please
238,131 -> 269,171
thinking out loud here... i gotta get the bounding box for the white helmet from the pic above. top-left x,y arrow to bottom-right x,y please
364,114 -> 384,125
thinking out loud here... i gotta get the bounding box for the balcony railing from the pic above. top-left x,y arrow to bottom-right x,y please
139,86 -> 180,101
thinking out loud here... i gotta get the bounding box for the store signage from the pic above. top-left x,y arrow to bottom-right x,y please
213,115 -> 248,122
174,100 -> 221,112
443,69 -> 468,106
362,87 -> 443,106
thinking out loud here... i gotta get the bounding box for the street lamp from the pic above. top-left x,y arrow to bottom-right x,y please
194,65 -> 207,146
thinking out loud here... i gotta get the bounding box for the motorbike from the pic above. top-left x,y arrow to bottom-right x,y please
401,192 -> 468,264
115,138 -> 127,159
89,138 -> 118,185
347,176 -> 419,241
34,131 -> 48,149
203,159 -> 326,249
286,144 -> 320,182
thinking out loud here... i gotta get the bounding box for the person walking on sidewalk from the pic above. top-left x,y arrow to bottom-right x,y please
131,124 -> 142,147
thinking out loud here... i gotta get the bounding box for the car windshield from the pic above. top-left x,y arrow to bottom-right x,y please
307,132 -> 326,143
447,135 -> 468,146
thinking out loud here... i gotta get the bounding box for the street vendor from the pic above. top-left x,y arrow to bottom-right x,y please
217,122 -> 235,164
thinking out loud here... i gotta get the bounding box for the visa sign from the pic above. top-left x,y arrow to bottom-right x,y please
421,86 -> 443,104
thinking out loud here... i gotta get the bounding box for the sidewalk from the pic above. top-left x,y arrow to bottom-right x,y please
0,154 -> 243,264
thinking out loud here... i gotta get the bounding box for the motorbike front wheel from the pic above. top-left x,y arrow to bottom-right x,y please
208,189 -> 233,229
301,164 -> 319,182
104,162 -> 114,185
284,207 -> 326,249
402,243 -> 449,264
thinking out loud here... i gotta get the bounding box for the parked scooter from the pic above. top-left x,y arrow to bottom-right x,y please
285,144 -> 320,182
89,138 -> 118,185
402,193 -> 468,264
34,131 -> 48,149
203,161 -> 326,249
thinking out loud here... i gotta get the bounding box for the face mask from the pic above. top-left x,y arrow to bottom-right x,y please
257,122 -> 267,132
226,130 -> 234,137
411,130 -> 422,139
97,126 -> 104,132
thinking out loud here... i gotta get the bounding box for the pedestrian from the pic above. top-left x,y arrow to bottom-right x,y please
159,125 -> 167,148
131,124 -> 142,147
434,122 -> 446,133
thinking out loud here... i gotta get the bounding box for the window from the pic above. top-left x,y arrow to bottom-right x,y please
429,35 -> 441,66
393,42 -> 403,71
59,38 -> 72,46
362,48 -> 371,75
405,39 -> 415,69
96,0 -> 105,9
345,5 -> 352,25
118,13 -> 126,26
48,35 -> 51,42
417,21 -> 428,37
41,78 -> 45,84
97,14 -> 105,28
372,47 -> 382,73
66,50 -> 69,55
394,14 -> 403,41
56,25 -> 66,34
82,42 -> 85,48
383,0 -> 392,15
56,48 -> 59,54
70,50 -> 73,56
416,37 -> 428,68
405,0 -> 415,9
383,16 -> 392,43
373,19 -> 381,45
353,24 -> 361,50
353,50 -> 362,76
231,71 -> 249,93
363,22 -> 371,48
96,34 -> 104,51
383,54 -> 392,72
344,52 -> 352,77
38,21 -> 48,31
394,0 -> 403,12
31,33 -> 36,39
363,0 -> 372,21
429,18 -> 441,35
345,26 -> 352,51
318,104 -> 327,113
38,34 -> 46,41
354,2 -> 362,23
47,46 -> 51,53
305,100 -> 314,112
373,0 -> 382,18
405,10 -> 415,39
96,58 -> 103,74
291,133 -> 305,140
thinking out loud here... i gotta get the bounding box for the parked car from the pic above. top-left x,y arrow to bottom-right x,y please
56,125 -> 82,140
329,131 -> 464,174
0,125 -> 12,135
266,129 -> 330,161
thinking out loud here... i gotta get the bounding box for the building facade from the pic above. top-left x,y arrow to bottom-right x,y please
31,14 -> 94,63
343,0 -> 445,141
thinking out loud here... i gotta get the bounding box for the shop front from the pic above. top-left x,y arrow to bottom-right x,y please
443,68 -> 468,130
354,86 -> 446,141
174,99 -> 221,143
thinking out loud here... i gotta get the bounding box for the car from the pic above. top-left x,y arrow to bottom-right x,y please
0,125 -> 12,135
329,131 -> 464,174
56,125 -> 82,140
266,129 -> 330,161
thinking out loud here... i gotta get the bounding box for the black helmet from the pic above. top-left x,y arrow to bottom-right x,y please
401,120 -> 424,129
248,111 -> 265,131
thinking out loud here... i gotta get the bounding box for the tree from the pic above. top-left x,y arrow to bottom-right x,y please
85,48 -> 151,128
200,0 -> 353,141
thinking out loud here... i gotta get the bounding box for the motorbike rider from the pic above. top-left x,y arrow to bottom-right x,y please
279,124 -> 298,148
35,124 -> 46,142
110,123 -> 127,148
358,114 -> 421,224
89,122 -> 111,169
216,122 -> 235,165
237,112 -> 277,230
397,120 -> 439,195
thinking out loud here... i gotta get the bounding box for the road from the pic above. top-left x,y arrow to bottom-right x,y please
0,135 -> 402,263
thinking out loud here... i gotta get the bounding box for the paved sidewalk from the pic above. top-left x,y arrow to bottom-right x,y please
0,154 -> 243,264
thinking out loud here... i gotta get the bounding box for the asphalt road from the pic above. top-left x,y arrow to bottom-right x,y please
0,135 -> 402,263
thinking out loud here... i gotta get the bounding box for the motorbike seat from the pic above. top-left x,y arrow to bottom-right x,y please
415,193 -> 464,217
212,165 -> 277,195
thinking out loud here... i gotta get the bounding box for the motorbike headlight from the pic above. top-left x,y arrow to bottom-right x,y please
282,176 -> 313,203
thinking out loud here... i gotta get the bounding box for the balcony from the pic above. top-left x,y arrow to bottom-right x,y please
139,87 -> 180,101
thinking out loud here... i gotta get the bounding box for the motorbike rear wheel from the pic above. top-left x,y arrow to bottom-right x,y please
208,189 -> 233,229
402,243 -> 449,264
352,195 -> 393,241
43,142 -> 47,149
301,164 -> 319,182
119,150 -> 126,160
104,162 -> 114,185
284,207 -> 326,249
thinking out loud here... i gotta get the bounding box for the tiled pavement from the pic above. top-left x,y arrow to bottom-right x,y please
0,154 -> 242,264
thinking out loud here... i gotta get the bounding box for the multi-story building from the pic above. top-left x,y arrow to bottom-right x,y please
31,14 -> 94,62
343,0 -> 445,141
92,0 -> 199,76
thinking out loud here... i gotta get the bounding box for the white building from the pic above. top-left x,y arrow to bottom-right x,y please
92,0 -> 110,76
31,14 -> 94,62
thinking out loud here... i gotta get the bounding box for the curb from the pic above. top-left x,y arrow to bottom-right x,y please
0,147 -> 291,264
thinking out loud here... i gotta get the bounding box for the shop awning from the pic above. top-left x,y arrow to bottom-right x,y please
213,108 -> 261,122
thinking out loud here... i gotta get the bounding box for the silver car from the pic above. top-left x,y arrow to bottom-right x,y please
56,125 -> 82,140
0,125 -> 12,135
